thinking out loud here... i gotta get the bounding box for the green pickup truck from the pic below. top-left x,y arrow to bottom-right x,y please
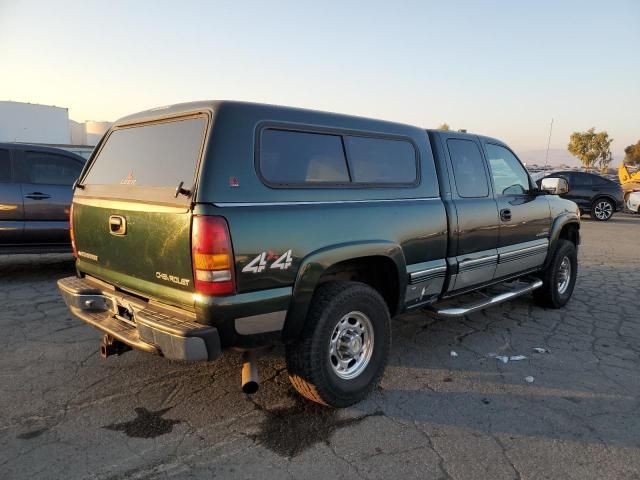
58,101 -> 580,407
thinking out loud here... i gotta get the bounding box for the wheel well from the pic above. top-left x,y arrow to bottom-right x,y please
559,223 -> 579,247
318,256 -> 400,316
591,195 -> 615,207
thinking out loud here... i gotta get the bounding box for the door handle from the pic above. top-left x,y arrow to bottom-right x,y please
25,192 -> 51,200
500,209 -> 512,222
109,215 -> 127,235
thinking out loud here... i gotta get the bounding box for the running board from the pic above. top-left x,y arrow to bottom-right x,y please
428,278 -> 543,318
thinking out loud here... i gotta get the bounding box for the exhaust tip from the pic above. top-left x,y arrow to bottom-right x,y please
242,381 -> 259,395
241,351 -> 260,395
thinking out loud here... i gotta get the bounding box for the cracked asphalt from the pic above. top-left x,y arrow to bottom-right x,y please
1,214 -> 640,479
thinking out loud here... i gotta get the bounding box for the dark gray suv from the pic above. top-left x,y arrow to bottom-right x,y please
536,171 -> 624,221
0,143 -> 85,253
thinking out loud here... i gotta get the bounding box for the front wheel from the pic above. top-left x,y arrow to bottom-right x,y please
286,281 -> 391,408
591,199 -> 614,221
534,239 -> 578,308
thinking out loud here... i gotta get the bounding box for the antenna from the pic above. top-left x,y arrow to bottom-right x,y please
543,118 -> 554,172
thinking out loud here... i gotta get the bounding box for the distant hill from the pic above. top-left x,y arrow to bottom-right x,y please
518,148 -> 580,168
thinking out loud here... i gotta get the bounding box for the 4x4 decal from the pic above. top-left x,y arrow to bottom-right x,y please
242,250 -> 293,274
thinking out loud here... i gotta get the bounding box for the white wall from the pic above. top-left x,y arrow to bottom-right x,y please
69,119 -> 87,145
84,121 -> 111,146
0,101 -> 70,143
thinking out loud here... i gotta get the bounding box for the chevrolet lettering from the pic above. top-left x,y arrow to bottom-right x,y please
156,271 -> 190,286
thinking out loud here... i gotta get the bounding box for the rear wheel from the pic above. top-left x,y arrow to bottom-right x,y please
590,198 -> 614,221
286,281 -> 391,407
534,239 -> 578,308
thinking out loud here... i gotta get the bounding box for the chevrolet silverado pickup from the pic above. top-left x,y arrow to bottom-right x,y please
58,101 -> 580,407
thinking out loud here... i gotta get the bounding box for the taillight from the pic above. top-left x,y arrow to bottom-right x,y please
191,215 -> 235,295
69,203 -> 77,258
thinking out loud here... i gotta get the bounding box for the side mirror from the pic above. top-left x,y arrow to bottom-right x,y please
541,177 -> 568,195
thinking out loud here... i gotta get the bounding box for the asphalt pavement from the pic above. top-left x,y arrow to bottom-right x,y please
1,214 -> 639,479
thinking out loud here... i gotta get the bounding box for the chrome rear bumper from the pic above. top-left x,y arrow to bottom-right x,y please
58,276 -> 221,362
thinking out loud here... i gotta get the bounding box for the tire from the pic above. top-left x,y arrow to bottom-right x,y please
590,198 -> 614,221
285,281 -> 391,408
534,239 -> 578,308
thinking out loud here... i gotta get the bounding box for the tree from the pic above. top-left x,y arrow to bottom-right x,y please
594,131 -> 613,171
624,140 -> 640,166
567,128 -> 613,172
437,123 -> 450,131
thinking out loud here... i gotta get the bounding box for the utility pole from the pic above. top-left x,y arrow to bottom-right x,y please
543,118 -> 553,172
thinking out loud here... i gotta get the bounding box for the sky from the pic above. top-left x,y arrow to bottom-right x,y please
1,0 -> 638,163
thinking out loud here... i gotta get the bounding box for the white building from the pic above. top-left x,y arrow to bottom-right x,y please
0,101 -> 112,157
0,101 -> 71,144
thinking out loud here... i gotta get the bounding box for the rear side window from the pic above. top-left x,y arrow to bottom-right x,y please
260,129 -> 349,184
25,151 -> 82,185
344,136 -> 417,184
572,173 -> 592,186
259,128 -> 418,186
83,116 -> 207,187
591,174 -> 611,186
447,139 -> 489,198
0,149 -> 10,183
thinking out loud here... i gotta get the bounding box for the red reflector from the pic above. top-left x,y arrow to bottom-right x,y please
191,215 -> 235,296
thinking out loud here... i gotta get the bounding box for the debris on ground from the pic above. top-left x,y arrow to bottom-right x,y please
525,376 -> 535,383
489,353 -> 527,363
532,347 -> 549,354
509,355 -> 527,361
450,351 -> 458,358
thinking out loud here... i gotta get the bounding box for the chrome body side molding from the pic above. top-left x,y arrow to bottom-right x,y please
495,239 -> 548,279
452,250 -> 499,291
405,259 -> 447,308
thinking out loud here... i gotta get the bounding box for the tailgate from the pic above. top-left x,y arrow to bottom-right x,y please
73,199 -> 194,308
72,112 -> 210,310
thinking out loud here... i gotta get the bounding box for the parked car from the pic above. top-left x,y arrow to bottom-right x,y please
0,143 -> 86,253
626,190 -> 640,213
535,171 -> 624,221
58,101 -> 580,407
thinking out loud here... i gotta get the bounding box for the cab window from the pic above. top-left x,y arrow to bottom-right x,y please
447,139 -> 489,198
485,144 -> 530,196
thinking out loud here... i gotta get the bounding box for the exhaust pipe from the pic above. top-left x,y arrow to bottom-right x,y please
100,335 -> 131,358
241,351 -> 260,394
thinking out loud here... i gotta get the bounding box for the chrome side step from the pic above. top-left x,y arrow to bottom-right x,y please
428,278 -> 543,318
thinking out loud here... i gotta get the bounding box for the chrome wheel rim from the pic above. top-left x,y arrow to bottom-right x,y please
557,256 -> 571,294
329,311 -> 374,380
594,201 -> 612,220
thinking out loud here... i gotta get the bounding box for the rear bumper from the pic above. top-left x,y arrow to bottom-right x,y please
58,276 -> 221,362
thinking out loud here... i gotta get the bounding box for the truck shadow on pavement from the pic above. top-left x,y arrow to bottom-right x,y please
248,395 -> 384,457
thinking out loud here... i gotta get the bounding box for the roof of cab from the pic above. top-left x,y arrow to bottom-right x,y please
425,129 -> 507,148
